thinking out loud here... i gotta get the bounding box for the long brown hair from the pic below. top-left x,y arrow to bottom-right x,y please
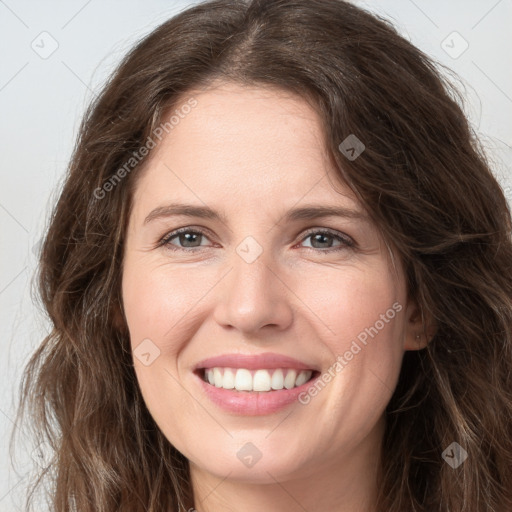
11,0 -> 512,510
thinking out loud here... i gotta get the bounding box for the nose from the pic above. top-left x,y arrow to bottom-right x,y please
213,245 -> 294,335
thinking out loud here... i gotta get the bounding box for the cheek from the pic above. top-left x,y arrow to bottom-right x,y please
122,260 -> 218,415
123,262 -> 203,441
301,264 -> 405,349
122,259 -> 207,350
302,266 -> 406,424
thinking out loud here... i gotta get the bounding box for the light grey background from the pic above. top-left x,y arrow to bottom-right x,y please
1,0 -> 511,510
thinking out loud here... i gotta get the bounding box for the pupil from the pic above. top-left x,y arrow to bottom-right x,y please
181,233 -> 199,247
313,233 -> 331,248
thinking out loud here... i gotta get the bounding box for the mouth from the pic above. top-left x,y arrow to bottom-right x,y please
192,352 -> 322,415
195,367 -> 320,392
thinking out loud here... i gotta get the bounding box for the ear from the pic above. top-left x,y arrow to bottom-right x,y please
403,297 -> 437,351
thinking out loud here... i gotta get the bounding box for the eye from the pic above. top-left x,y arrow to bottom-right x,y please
158,227 -> 355,254
297,228 -> 355,253
159,228 -> 212,251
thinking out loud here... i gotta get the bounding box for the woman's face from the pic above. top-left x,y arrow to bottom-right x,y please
121,82 -> 423,485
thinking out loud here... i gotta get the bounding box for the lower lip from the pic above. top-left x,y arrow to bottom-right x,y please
194,371 -> 320,416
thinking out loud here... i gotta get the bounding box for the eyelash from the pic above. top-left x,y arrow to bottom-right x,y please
157,227 -> 355,254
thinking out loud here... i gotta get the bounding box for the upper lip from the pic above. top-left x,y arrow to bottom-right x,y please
194,352 -> 319,371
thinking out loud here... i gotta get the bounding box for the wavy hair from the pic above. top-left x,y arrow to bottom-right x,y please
11,0 -> 512,510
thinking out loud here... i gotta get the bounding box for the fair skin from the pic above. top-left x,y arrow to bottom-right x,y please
121,82 -> 427,512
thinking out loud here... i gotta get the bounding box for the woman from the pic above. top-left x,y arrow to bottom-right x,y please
12,0 -> 512,510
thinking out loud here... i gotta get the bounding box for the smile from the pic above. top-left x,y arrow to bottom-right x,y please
202,367 -> 316,391
192,352 -> 321,415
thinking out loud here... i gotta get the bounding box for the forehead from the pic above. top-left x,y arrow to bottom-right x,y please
131,82 -> 360,214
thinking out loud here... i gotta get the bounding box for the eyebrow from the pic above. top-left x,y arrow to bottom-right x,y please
143,203 -> 368,226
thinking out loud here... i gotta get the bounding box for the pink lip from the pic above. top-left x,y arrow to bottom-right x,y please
193,352 -> 320,416
194,372 -> 320,416
194,352 -> 318,371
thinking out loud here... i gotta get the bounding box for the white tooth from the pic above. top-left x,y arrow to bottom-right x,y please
206,367 -> 311,391
271,369 -> 285,390
253,369 -> 272,391
222,368 -> 235,389
213,368 -> 223,387
284,369 -> 297,389
234,369 -> 253,391
295,370 -> 312,387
